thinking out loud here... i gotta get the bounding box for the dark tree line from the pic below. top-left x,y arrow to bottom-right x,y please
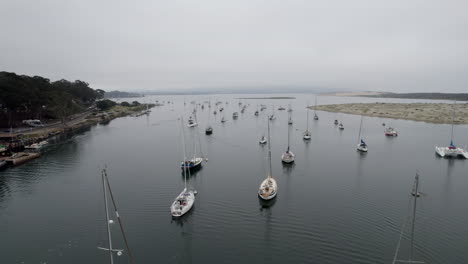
0,71 -> 104,127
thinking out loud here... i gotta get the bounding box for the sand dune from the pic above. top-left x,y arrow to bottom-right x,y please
310,103 -> 468,124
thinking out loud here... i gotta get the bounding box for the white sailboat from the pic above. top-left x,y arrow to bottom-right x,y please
435,102 -> 468,158
258,117 -> 278,200
313,96 -> 319,120
391,172 -> 424,264
172,118 -> 196,217
282,121 -> 295,163
187,115 -> 198,127
98,169 -> 135,264
357,116 -> 368,152
181,117 -> 203,170
303,106 -> 311,140
269,105 -> 276,120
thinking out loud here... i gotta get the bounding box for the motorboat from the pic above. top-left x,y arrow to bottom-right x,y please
338,123 -> 344,130
334,119 -> 338,125
24,140 -> 48,150
384,127 -> 398,136
259,136 -> 267,144
205,126 -> 213,135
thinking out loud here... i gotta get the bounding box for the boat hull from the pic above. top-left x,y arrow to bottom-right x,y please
357,144 -> 368,152
258,178 -> 277,200
281,152 -> 295,163
181,157 -> 203,169
170,189 -> 195,217
435,146 -> 468,159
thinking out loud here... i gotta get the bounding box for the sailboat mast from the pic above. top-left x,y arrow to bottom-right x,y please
450,101 -> 456,143
104,171 -> 135,264
287,121 -> 290,151
410,173 -> 420,261
357,116 -> 363,144
181,117 -> 188,189
267,117 -> 273,179
314,96 -> 317,115
306,106 -> 309,130
102,169 -> 114,264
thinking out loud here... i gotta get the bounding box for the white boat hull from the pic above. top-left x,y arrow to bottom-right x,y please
187,123 -> 198,128
170,188 -> 195,217
357,144 -> 368,152
281,151 -> 295,163
435,146 -> 468,159
258,178 -> 277,200
181,157 -> 203,169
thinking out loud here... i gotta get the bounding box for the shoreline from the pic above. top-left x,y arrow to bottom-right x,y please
0,104 -> 153,153
309,103 -> 468,124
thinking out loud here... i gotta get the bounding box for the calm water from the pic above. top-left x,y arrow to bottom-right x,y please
1,94 -> 467,263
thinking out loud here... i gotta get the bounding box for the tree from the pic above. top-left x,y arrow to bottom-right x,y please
96,99 -> 116,111
121,101 -> 130,107
131,101 -> 141,106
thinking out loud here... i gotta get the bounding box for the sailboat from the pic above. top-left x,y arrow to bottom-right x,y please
254,104 -> 259,116
181,117 -> 203,169
187,115 -> 198,127
391,172 -> 424,264
357,116 -> 368,152
258,117 -> 278,200
313,96 -> 319,120
269,105 -> 276,120
281,121 -> 295,163
435,102 -> 468,158
172,119 -> 196,217
303,106 -> 311,140
98,168 -> 135,264
288,110 -> 293,125
205,102 -> 213,135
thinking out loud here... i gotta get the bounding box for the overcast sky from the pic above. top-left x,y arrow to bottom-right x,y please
1,0 -> 467,92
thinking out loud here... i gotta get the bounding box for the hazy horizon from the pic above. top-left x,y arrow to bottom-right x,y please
1,0 -> 467,93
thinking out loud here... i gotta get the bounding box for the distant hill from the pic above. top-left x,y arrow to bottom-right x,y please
104,90 -> 143,98
364,92 -> 468,101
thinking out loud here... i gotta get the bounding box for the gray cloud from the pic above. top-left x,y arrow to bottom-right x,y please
1,0 -> 467,92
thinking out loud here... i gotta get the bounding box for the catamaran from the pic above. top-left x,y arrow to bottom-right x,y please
98,168 -> 135,264
391,172 -> 424,264
172,119 -> 196,217
282,121 -> 295,163
258,117 -> 277,200
357,116 -> 368,152
303,106 -> 311,140
435,102 -> 468,158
